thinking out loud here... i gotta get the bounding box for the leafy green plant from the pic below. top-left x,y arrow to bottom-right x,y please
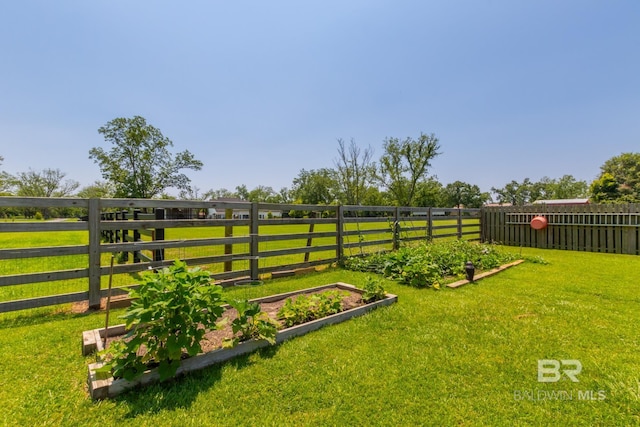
278,290 -> 347,328
222,299 -> 278,348
361,276 -> 387,303
97,260 -> 226,381
342,240 -> 520,288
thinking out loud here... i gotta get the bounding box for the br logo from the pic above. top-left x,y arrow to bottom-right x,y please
537,359 -> 582,383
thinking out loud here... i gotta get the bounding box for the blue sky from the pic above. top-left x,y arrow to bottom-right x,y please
1,1 -> 639,198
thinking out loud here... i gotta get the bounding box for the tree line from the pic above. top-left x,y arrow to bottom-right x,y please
1,115 -> 639,218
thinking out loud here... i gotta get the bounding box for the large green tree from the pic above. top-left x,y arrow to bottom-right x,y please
89,116 -> 203,198
590,153 -> 640,203
376,133 -> 441,206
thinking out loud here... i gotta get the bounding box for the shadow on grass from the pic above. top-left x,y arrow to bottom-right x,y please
0,306 -> 94,329
113,343 -> 280,419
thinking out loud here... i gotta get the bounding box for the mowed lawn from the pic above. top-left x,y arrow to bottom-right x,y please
1,247 -> 638,426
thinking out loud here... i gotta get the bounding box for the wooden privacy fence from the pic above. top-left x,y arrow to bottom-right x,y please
0,197 -> 480,313
482,204 -> 640,254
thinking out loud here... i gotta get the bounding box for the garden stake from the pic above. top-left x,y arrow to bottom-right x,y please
103,254 -> 115,349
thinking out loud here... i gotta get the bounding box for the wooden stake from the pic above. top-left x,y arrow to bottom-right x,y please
103,255 -> 115,349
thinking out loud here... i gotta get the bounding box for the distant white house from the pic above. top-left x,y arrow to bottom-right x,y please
206,208 -> 282,219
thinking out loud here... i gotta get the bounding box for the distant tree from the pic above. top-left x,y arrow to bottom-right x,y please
89,116 -> 203,198
491,179 -> 532,206
178,185 -> 215,201
589,173 -> 620,203
413,178 -> 445,207
235,184 -> 250,200
291,168 -> 337,205
247,185 -> 279,203
0,155 -> 11,194
590,153 -> 640,202
334,138 -> 375,205
376,133 -> 441,206
443,181 -> 489,208
276,187 -> 293,204
211,188 -> 237,200
77,180 -> 115,199
13,168 -> 80,218
360,186 -> 388,207
529,175 -> 588,202
14,168 -> 79,198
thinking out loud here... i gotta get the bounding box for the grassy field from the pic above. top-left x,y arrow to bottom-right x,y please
0,218 -> 479,302
0,247 -> 638,425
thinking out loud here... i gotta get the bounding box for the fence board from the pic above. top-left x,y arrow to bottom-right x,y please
0,196 -> 491,313
482,203 -> 640,255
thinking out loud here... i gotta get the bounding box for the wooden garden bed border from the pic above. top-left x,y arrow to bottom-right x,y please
85,282 -> 398,399
446,260 -> 525,288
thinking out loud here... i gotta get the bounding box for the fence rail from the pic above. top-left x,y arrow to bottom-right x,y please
482,204 -> 640,254
0,197 -> 480,313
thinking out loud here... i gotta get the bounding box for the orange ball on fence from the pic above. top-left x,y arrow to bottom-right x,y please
530,216 -> 548,230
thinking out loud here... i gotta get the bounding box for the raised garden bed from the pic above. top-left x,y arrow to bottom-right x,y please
84,282 -> 397,400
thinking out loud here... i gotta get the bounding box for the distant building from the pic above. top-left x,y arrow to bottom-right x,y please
484,202 -> 513,207
532,198 -> 590,205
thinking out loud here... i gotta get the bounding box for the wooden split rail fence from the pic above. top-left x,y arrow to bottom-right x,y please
0,197 -> 480,313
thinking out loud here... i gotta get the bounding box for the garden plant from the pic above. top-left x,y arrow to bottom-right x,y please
97,260 -> 274,381
342,239 -> 520,288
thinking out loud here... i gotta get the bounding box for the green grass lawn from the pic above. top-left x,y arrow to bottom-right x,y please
0,247 -> 638,425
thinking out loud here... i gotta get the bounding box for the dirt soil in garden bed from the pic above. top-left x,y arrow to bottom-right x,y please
103,287 -> 365,355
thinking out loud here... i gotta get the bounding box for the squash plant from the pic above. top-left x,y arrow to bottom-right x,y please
222,299 -> 278,348
98,260 -> 227,381
361,276 -> 387,303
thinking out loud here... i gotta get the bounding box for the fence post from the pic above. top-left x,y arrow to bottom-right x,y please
121,210 -> 129,262
427,207 -> 433,240
479,207 -> 485,242
154,208 -> 165,262
304,211 -> 315,263
336,205 -> 344,262
133,209 -> 141,263
250,202 -> 259,281
457,208 -> 462,238
224,207 -> 233,272
88,198 -> 102,309
393,206 -> 400,250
